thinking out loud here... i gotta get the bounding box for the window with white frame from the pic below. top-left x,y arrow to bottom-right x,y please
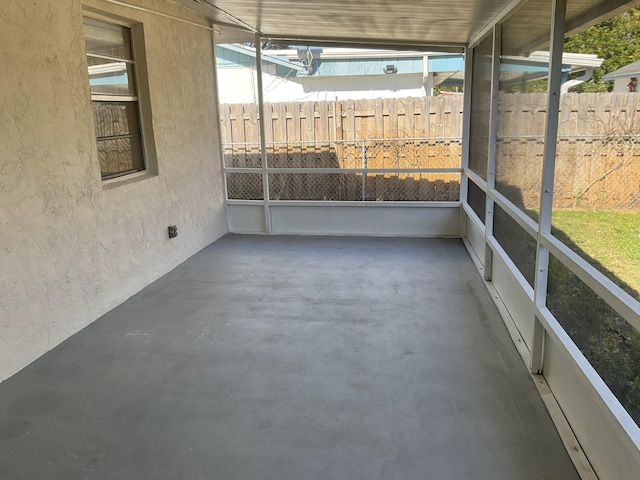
83,16 -> 149,180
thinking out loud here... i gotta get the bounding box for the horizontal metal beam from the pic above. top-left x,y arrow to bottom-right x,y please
225,137 -> 462,146
225,167 -> 462,174
226,199 -> 461,208
464,170 -> 488,191
260,35 -> 465,53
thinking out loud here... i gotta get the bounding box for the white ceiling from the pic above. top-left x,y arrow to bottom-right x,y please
175,0 -> 640,48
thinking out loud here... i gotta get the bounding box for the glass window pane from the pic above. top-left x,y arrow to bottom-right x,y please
468,34 -> 493,180
494,0 -> 552,219
467,178 -> 486,223
87,57 -> 135,96
83,17 -> 132,60
493,205 -> 536,286
547,255 -> 640,426
92,102 -> 140,138
97,136 -> 144,179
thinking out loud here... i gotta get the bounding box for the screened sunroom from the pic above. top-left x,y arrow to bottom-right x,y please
1,0 -> 639,478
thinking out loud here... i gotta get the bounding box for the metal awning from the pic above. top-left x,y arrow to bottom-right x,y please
177,0 -> 640,48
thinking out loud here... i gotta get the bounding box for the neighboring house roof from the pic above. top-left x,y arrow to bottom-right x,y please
217,45 -> 467,89
500,51 -> 602,89
603,59 -> 640,81
216,43 -> 307,73
216,44 -> 603,90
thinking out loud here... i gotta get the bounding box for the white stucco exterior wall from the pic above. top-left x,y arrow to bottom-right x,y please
612,78 -> 638,93
217,67 -> 425,103
0,0 -> 227,382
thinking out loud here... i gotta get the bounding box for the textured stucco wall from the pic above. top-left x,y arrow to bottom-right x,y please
0,0 -> 227,382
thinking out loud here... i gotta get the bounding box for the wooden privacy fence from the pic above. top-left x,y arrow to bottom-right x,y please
221,96 -> 463,201
220,93 -> 640,207
491,92 -> 640,209
219,96 -> 464,146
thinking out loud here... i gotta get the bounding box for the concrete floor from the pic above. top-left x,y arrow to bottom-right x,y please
0,235 -> 579,480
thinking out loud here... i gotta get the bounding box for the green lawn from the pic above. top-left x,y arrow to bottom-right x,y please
551,209 -> 640,298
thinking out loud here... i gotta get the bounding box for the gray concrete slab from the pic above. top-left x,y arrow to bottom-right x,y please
0,235 -> 579,480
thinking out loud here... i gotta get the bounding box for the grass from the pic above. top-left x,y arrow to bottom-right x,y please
481,206 -> 640,421
547,210 -> 640,425
551,209 -> 640,298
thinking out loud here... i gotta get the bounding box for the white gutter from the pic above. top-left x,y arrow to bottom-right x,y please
560,68 -> 595,94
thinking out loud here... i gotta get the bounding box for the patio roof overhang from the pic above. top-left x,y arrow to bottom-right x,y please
178,0 -> 640,49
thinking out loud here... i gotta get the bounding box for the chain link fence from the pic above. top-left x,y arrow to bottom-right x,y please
267,172 -> 459,201
554,134 -> 640,210
223,143 -> 262,168
495,136 -> 545,212
226,173 -> 263,200
492,133 -> 640,211
224,138 -> 462,202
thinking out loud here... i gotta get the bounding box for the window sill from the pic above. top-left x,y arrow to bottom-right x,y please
102,170 -> 157,190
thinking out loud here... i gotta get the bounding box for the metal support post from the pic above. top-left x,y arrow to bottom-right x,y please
484,25 -> 501,281
459,45 -> 473,237
531,0 -> 567,373
254,35 -> 272,233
